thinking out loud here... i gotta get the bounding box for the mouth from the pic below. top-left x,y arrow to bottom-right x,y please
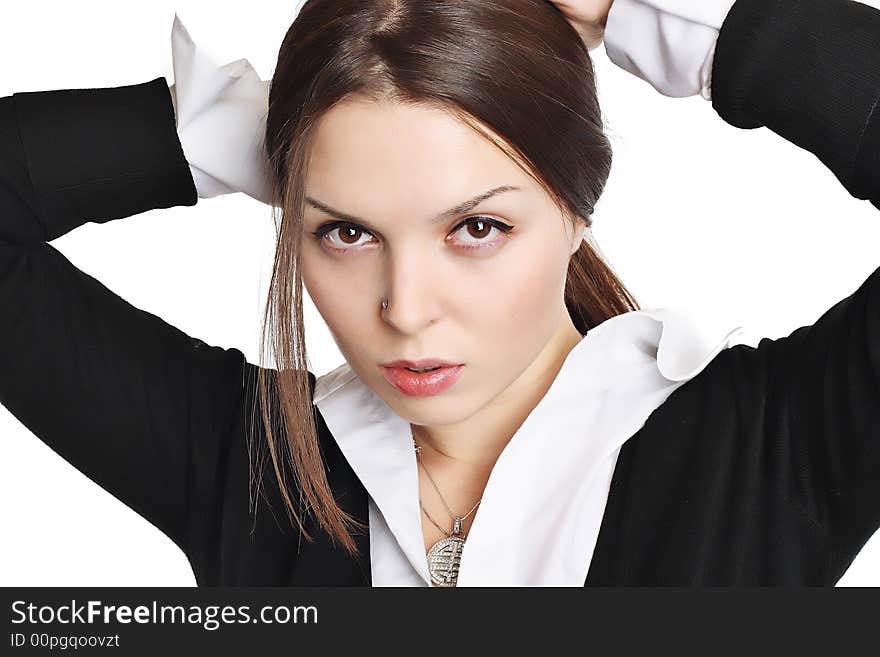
379,361 -> 465,397
380,358 -> 463,370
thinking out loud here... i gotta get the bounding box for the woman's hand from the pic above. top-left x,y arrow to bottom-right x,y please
549,0 -> 615,51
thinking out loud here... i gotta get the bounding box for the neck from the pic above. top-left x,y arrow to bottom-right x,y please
411,312 -> 584,474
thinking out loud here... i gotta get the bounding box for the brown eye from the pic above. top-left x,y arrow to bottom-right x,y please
311,222 -> 376,251
338,225 -> 363,245
449,216 -> 514,250
465,219 -> 493,240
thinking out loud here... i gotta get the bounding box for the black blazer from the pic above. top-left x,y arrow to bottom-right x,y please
1,0 -> 879,585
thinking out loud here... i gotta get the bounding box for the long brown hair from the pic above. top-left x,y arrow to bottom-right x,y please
253,0 -> 639,556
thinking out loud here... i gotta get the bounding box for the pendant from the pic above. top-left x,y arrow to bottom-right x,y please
426,515 -> 467,587
427,535 -> 466,586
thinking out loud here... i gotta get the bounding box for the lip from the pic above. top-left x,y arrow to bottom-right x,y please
380,363 -> 465,397
380,358 -> 462,369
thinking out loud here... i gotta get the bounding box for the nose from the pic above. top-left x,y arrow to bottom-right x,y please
380,248 -> 441,335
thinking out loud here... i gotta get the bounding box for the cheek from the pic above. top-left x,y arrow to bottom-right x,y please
469,239 -> 568,334
301,254 -> 373,347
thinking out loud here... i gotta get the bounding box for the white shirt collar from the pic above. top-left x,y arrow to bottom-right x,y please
313,308 -> 743,586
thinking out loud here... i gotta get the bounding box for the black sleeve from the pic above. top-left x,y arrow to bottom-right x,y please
710,0 -> 880,582
0,77 -> 250,561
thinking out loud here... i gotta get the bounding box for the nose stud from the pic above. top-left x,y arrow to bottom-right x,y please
381,298 -> 388,310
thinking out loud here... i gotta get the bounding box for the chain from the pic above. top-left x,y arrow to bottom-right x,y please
413,438 -> 482,536
419,499 -> 454,536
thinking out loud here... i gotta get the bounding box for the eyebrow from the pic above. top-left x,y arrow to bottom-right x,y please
304,185 -> 523,226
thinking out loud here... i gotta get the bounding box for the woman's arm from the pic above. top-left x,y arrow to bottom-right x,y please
707,0 -> 880,583
599,0 -> 880,582
0,77 -> 250,564
599,0 -> 880,202
713,0 -> 880,206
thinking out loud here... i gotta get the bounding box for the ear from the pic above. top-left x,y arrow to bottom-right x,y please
569,215 -> 589,257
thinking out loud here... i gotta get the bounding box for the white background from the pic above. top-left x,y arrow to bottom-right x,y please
1,0 -> 879,586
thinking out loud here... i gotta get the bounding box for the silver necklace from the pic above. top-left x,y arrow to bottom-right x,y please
413,438 -> 482,587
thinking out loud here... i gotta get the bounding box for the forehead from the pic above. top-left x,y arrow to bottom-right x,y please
304,97 -> 536,211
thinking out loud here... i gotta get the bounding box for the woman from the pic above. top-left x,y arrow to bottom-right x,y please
1,0 -> 878,587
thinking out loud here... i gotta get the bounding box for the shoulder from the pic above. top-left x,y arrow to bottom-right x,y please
632,340 -> 777,469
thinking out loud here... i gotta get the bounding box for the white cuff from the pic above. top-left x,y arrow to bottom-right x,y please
602,0 -> 737,100
167,13 -> 274,206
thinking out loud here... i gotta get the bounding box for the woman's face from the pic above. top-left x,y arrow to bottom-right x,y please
301,96 -> 586,427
